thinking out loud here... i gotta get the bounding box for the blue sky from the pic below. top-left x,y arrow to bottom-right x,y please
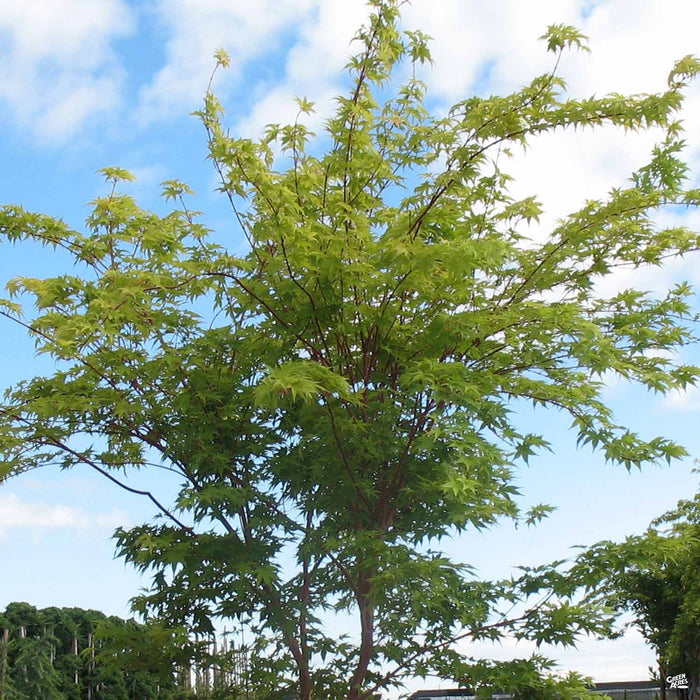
1,0 -> 699,694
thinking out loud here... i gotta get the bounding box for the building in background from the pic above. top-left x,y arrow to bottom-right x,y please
409,680 -> 666,699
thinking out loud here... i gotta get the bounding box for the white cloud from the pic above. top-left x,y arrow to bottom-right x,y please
233,84 -> 337,142
0,492 -> 128,538
661,384 -> 700,412
7,0 -> 697,162
224,0 -> 580,138
137,0 -> 320,122
569,0 -> 700,95
399,0 -> 700,104
506,126 -> 662,240
403,0 -> 582,100
0,0 -> 133,142
283,0 -> 369,91
228,0 -> 372,140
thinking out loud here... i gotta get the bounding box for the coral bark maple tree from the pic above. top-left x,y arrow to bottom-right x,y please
1,2 -> 700,698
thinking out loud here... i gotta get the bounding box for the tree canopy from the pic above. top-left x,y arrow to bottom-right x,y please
1,1 -> 699,697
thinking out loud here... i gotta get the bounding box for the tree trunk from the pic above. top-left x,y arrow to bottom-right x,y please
18,627 -> 26,683
285,632 -> 311,700
72,636 -> 79,685
348,572 -> 375,700
659,660 -> 667,700
299,664 -> 312,700
0,628 -> 8,700
299,550 -> 312,700
87,632 -> 94,700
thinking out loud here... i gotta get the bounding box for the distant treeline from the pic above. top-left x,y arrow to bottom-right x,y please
0,602 -> 248,699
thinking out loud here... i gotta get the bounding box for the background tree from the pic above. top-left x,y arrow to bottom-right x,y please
0,603 -> 180,699
1,1 -> 699,697
584,492 -> 700,700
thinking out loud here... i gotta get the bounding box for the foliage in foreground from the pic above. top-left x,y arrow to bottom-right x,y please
1,1 -> 700,697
